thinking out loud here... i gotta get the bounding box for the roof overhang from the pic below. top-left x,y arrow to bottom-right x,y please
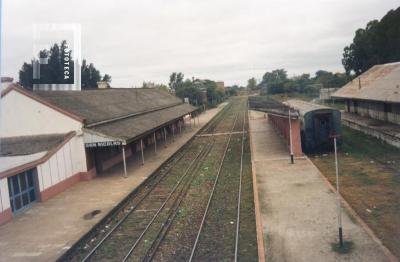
83,129 -> 125,147
0,131 -> 76,178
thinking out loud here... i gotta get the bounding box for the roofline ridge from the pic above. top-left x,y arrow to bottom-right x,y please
2,84 -> 84,123
86,101 -> 185,128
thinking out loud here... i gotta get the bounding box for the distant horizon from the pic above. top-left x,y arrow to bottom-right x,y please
2,0 -> 399,87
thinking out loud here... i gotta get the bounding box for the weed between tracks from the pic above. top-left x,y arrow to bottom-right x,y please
153,98 -> 258,261
152,136 -> 228,261
193,134 -> 243,261
63,97 -> 258,262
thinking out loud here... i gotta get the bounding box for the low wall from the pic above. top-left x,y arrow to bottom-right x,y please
268,114 -> 302,156
342,119 -> 400,149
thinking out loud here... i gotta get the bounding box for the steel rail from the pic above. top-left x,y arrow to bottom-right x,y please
80,149 -> 190,262
80,100 -> 234,262
81,100 -> 232,261
188,110 -> 240,262
140,125 -> 222,262
140,103 -> 240,262
136,102 -> 237,261
136,137 -> 217,262
234,99 -> 247,261
122,138 -> 216,261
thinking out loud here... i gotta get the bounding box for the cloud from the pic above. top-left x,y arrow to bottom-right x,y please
2,0 -> 399,86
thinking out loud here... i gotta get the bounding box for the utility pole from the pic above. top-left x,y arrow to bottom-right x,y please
288,106 -> 294,164
333,135 -> 343,247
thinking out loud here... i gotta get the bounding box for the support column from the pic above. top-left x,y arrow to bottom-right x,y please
122,146 -> 127,178
179,120 -> 182,134
172,125 -> 175,141
164,127 -> 167,147
140,139 -> 145,165
154,132 -> 157,154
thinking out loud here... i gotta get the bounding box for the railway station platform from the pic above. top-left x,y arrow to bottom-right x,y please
0,105 -> 224,262
248,110 -> 393,262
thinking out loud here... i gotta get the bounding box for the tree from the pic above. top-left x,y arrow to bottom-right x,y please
259,69 -> 288,94
169,72 -> 184,90
81,59 -> 102,89
247,77 -> 258,90
102,74 -> 112,84
342,7 -> 400,75
18,40 -> 110,90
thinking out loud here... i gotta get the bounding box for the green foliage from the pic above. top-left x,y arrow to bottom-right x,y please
18,40 -> 110,90
226,85 -> 239,96
169,72 -> 184,90
170,72 -> 226,106
342,7 -> 400,75
247,77 -> 258,90
81,59 -> 102,89
259,69 -> 350,95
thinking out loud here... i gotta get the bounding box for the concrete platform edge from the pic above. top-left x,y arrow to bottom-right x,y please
306,157 -> 399,262
248,109 -> 267,262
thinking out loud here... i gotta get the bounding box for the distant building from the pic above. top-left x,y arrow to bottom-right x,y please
333,62 -> 400,125
198,88 -> 208,104
216,81 -> 225,92
319,87 -> 340,100
97,81 -> 109,89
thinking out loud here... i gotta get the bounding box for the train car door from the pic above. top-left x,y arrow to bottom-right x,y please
314,113 -> 331,148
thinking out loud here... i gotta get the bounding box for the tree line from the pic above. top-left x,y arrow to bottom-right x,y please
342,7 -> 400,75
168,72 -> 225,106
247,69 -> 350,95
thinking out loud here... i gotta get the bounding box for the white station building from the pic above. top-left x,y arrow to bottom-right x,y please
0,84 -> 196,225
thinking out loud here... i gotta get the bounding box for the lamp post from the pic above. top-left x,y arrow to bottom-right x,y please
288,106 -> 294,164
332,134 -> 343,247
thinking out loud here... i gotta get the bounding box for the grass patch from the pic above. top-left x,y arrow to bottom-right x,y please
331,240 -> 354,254
310,125 -> 400,259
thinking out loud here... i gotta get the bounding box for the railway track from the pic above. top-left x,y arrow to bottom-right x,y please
188,100 -> 248,262
62,99 -> 251,262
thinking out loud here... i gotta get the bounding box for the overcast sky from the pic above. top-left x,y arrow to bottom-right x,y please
2,0 -> 399,87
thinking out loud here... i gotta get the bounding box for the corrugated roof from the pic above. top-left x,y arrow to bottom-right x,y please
33,88 -> 185,124
285,100 -> 335,116
87,103 -> 194,144
248,96 -> 298,117
332,62 -> 400,103
0,133 -> 68,156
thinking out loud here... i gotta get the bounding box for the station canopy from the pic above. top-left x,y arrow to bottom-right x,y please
33,88 -> 197,146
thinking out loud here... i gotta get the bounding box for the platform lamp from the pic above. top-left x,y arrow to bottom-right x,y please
330,133 -> 343,248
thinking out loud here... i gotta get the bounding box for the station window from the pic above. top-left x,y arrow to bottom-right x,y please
7,169 -> 37,214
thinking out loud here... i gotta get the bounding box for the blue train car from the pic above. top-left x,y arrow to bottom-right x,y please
286,100 -> 341,152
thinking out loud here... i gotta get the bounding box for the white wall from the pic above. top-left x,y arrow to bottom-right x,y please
0,90 -> 82,137
0,178 -> 10,212
37,135 -> 87,191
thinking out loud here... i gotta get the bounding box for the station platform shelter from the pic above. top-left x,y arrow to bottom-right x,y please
0,85 -> 198,226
